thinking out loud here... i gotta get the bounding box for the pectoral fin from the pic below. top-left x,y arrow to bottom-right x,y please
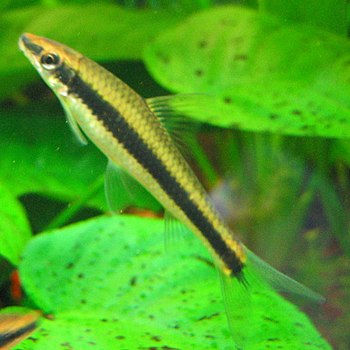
59,97 -> 88,145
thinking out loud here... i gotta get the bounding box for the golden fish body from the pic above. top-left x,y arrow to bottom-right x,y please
19,33 -> 323,305
19,33 -> 245,277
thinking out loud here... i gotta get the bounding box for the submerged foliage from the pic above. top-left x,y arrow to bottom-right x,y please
1,215 -> 331,349
0,0 -> 349,349
145,6 -> 350,138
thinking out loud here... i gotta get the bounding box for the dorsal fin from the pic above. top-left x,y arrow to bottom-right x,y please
146,94 -> 205,155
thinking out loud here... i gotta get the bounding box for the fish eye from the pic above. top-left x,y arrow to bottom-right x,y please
40,52 -> 61,70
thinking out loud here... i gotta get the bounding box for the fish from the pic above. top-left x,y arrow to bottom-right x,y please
18,33 -> 323,311
0,310 -> 40,349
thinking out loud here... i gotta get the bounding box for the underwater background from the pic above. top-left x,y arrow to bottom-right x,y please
0,0 -> 349,349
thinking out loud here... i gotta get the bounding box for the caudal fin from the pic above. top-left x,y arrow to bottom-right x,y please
243,245 -> 325,303
217,246 -> 325,348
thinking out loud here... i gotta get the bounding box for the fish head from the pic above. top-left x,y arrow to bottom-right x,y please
19,33 -> 81,96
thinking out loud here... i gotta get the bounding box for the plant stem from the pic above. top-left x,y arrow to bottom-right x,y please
44,175 -> 105,231
190,136 -> 219,187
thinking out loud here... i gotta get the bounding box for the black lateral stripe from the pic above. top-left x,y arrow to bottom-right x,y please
68,74 -> 244,275
0,321 -> 37,346
56,63 -> 75,86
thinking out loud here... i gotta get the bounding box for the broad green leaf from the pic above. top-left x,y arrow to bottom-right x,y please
259,0 -> 347,36
0,3 -> 184,100
144,5 -> 350,138
0,105 -> 160,212
0,181 -> 31,265
16,215 -> 331,349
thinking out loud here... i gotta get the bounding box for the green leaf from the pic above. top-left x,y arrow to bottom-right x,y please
0,3 -> 184,100
0,105 -> 160,213
16,215 -> 331,349
144,5 -> 350,138
259,0 -> 347,36
0,181 -> 31,265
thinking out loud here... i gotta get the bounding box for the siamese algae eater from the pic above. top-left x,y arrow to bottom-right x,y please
19,33 -> 322,310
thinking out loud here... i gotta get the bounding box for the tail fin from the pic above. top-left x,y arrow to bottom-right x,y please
217,247 -> 325,348
243,245 -> 325,303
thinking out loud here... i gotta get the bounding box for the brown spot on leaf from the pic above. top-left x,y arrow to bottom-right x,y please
197,312 -> 220,321
223,97 -> 232,104
28,337 -> 39,343
195,69 -> 204,77
151,335 -> 161,342
262,316 -> 278,323
198,40 -> 208,49
157,51 -> 170,64
233,54 -> 247,61
146,347 -> 178,350
66,262 -> 74,269
205,334 -> 215,339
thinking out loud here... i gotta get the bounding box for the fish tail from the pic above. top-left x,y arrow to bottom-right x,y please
217,247 -> 324,347
243,246 -> 325,303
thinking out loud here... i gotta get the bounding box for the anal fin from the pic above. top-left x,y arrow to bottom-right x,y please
164,210 -> 192,251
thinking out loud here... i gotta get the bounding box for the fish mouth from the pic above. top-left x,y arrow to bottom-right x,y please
18,33 -> 43,55
18,33 -> 44,70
